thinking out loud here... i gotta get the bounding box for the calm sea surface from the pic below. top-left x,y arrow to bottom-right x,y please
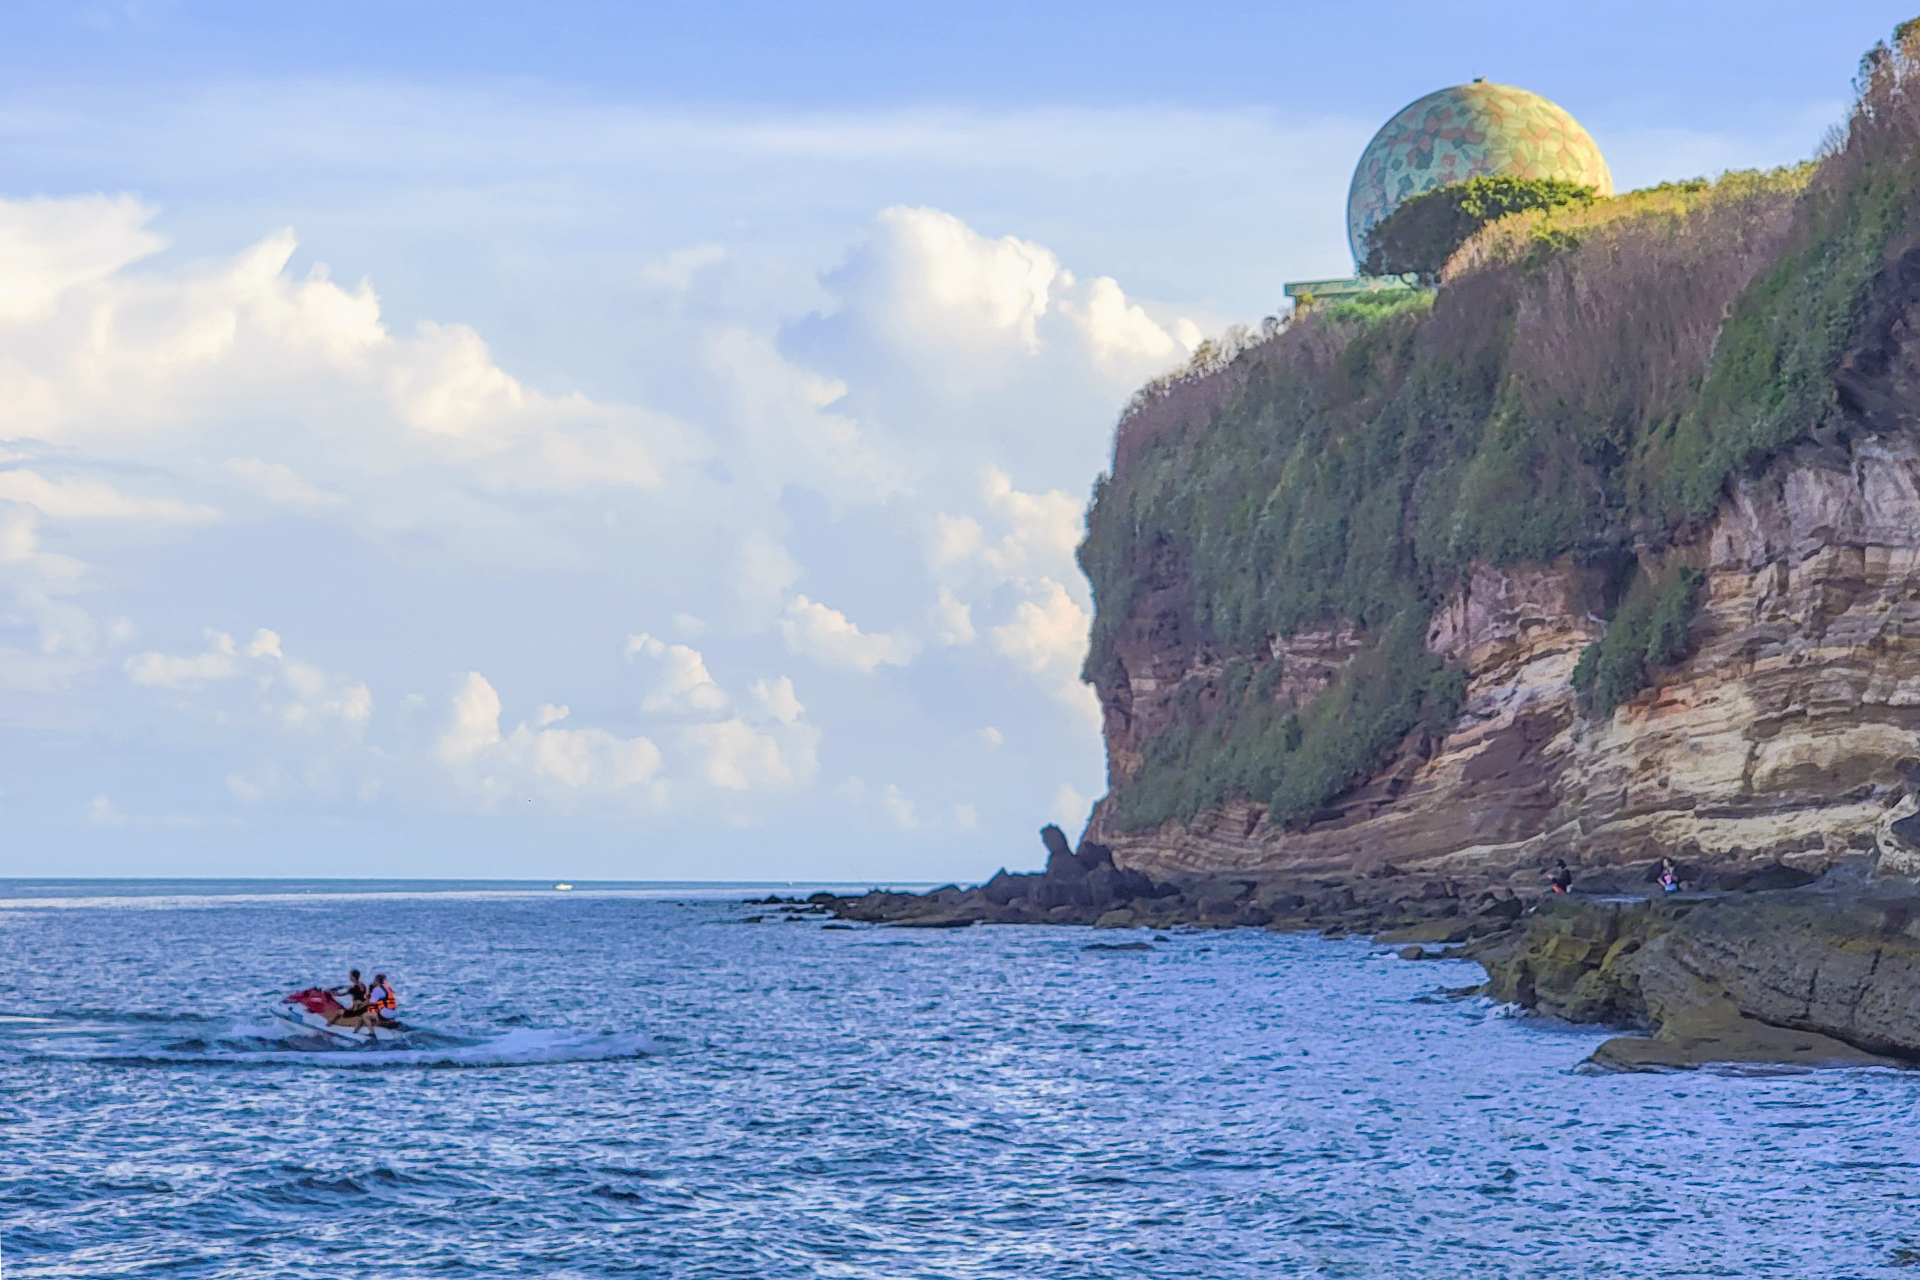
4,880 -> 1919,1278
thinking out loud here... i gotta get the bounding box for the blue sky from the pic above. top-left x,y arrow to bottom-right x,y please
0,2 -> 1908,881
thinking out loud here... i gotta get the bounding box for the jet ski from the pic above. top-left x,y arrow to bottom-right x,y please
275,987 -> 409,1046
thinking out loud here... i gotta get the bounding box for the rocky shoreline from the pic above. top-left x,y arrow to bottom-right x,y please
757,825 -> 1920,1073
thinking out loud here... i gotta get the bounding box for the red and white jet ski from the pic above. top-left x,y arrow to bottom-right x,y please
275,987 -> 409,1046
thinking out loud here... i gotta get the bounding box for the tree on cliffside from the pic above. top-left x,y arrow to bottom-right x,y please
1363,176 -> 1593,280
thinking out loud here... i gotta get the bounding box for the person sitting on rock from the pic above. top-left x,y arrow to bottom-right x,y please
1549,860 -> 1572,894
1658,858 -> 1680,894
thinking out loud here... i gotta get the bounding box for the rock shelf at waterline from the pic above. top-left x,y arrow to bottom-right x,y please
761,825 -> 1920,1072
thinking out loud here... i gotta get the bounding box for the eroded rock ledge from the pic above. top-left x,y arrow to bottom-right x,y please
1476,873 -> 1920,1070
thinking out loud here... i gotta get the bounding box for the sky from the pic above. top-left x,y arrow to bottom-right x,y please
0,1 -> 1909,881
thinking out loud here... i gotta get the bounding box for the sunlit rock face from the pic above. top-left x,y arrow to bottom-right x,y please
1087,435 -> 1920,883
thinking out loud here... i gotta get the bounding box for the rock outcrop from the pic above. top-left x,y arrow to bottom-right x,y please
1086,434 -> 1920,887
1475,878 -> 1920,1070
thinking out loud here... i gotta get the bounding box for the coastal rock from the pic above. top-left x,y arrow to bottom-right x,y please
1475,885 -> 1920,1069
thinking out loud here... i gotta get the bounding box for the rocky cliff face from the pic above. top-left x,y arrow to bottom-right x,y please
1087,432 -> 1920,884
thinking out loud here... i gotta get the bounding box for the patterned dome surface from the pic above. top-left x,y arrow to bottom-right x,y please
1347,81 -> 1613,265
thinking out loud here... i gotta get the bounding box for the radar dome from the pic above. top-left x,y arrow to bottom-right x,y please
1346,81 -> 1613,266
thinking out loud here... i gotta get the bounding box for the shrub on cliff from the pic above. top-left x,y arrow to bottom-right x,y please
1111,613 -> 1466,832
1569,567 -> 1707,718
1636,26 -> 1920,521
1362,176 -> 1593,279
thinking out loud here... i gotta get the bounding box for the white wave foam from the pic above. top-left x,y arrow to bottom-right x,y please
6,1017 -> 657,1069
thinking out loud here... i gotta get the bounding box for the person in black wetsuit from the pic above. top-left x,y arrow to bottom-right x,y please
329,968 -> 370,1022
1549,860 -> 1573,894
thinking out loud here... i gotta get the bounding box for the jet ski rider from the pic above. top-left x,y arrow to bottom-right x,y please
362,974 -> 398,1027
329,969 -> 370,1024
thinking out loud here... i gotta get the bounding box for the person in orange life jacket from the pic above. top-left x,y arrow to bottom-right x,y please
361,974 -> 397,1026
1549,860 -> 1573,893
328,969 -> 369,1022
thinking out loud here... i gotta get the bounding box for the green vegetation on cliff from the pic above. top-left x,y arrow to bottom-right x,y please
1362,175 -> 1593,279
1083,25 -> 1920,833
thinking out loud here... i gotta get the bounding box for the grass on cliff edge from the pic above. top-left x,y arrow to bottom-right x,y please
1082,24 -> 1920,834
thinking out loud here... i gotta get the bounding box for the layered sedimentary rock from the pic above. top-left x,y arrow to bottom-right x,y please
1087,433 -> 1920,883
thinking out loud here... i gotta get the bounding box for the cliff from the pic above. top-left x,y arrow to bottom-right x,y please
1076,33 -> 1920,888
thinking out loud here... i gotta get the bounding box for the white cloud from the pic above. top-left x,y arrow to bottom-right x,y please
687,716 -> 818,790
780,594 -> 917,672
930,513 -> 984,568
223,458 -> 345,509
126,631 -> 239,689
88,794 -> 127,827
750,675 -> 804,725
438,671 -> 503,763
0,470 -> 218,523
0,204 -> 677,512
243,628 -> 283,659
0,195 -> 165,322
1050,783 -> 1088,831
629,633 -> 729,714
438,670 -> 662,793
837,775 -> 921,829
827,205 -> 1197,389
952,802 -> 979,830
977,468 -> 1081,577
847,206 -> 1060,355
989,578 -> 1088,675
128,627 -> 369,730
977,726 -> 1003,749
1058,274 -> 1186,372
706,325 -> 910,500
0,190 -> 1126,863
643,243 -> 727,291
930,586 -> 974,645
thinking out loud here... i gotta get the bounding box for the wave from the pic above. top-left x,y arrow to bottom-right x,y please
0,1012 -> 656,1069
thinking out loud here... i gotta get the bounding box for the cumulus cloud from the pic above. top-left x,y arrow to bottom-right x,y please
628,633 -> 729,714
0,190 -> 1131,860
0,202 -> 678,509
438,672 -> 504,762
822,205 -> 1197,388
681,675 -> 819,791
0,194 -> 165,321
780,595 -> 918,672
128,627 -> 371,733
990,578 -> 1089,675
126,632 -> 239,689
438,670 -> 662,793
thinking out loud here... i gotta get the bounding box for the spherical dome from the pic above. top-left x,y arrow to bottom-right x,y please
1346,81 -> 1613,266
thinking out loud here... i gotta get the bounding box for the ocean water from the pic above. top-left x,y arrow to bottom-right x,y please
4,882 -> 1919,1278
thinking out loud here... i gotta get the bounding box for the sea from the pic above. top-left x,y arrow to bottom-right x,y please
3,879 -> 1918,1279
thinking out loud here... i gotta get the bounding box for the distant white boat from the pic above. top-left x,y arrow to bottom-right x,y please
554,883 -> 573,891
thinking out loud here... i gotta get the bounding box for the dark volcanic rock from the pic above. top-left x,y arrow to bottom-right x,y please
1723,862 -> 1820,892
